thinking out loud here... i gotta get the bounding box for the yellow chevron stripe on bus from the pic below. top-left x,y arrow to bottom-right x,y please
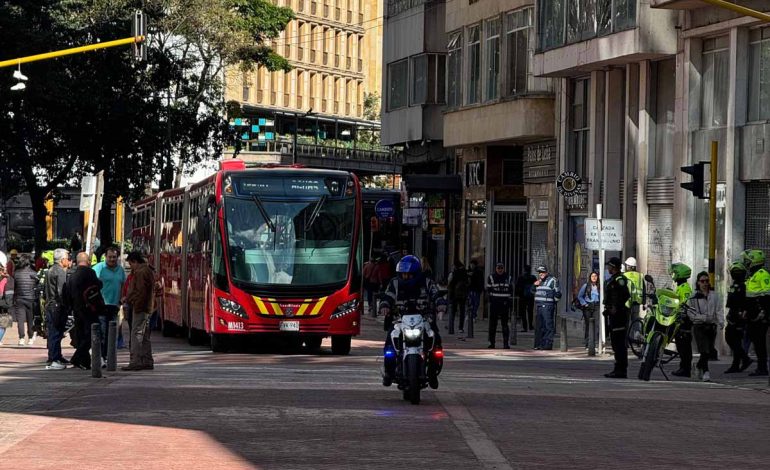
296,299 -> 313,316
253,297 -> 268,314
268,298 -> 283,316
310,297 -> 328,315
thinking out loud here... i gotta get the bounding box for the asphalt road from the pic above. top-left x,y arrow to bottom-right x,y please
1,316 -> 769,470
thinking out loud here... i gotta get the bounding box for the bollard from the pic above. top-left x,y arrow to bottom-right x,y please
107,320 -> 118,371
91,323 -> 102,378
466,304 -> 474,339
588,317 -> 596,357
511,308 -> 518,346
560,316 -> 568,352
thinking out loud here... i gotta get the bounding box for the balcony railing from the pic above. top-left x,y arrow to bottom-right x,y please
247,139 -> 397,167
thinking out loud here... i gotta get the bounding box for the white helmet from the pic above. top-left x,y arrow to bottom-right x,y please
624,257 -> 637,269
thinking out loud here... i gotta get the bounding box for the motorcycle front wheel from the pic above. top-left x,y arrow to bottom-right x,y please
406,354 -> 421,405
639,333 -> 663,382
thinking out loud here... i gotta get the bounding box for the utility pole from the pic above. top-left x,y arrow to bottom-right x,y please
708,141 -> 718,284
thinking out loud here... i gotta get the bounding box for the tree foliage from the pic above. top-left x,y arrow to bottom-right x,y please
0,0 -> 292,253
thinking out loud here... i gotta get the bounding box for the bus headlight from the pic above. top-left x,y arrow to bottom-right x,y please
217,297 -> 248,319
331,299 -> 359,319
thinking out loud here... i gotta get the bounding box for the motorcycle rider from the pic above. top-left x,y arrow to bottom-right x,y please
724,260 -> 752,373
380,255 -> 446,389
623,257 -> 644,321
670,262 -> 694,378
603,257 -> 631,378
487,262 -> 513,349
741,249 -> 770,376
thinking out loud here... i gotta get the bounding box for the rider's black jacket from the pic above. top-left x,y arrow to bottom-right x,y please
603,272 -> 630,322
726,280 -> 747,327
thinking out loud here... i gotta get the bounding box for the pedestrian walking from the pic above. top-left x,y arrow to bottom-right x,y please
363,255 -> 377,315
532,265 -> 561,350
93,246 -> 126,362
467,260 -> 484,322
487,262 -> 512,349
0,260 -> 14,346
122,252 -> 155,371
724,261 -> 752,373
577,271 -> 600,349
43,249 -> 71,370
687,272 -> 723,382
12,254 -> 38,346
603,257 -> 631,378
63,252 -> 104,370
515,265 -> 536,332
447,260 -> 469,335
121,272 -> 133,348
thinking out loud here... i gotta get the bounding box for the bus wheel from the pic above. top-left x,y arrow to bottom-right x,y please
188,327 -> 205,346
331,335 -> 351,355
304,337 -> 323,353
211,334 -> 229,353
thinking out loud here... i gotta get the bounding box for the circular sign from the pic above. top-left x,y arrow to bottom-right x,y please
374,199 -> 395,219
556,171 -> 583,197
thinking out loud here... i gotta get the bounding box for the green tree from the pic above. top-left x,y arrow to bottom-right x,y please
0,0 -> 293,253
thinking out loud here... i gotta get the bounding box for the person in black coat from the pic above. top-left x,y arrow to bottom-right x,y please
63,252 -> 103,369
515,265 -> 537,332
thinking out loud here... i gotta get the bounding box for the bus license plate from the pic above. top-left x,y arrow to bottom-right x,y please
279,321 -> 300,332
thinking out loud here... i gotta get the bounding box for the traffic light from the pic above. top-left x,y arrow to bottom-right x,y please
680,162 -> 708,199
132,10 -> 147,61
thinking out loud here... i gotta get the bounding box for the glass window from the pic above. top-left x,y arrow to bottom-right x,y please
653,59 -> 676,177
537,0 -> 636,51
538,0 -> 565,50
467,25 -> 481,104
701,35 -> 729,128
485,18 -> 501,101
570,77 -> 590,177
412,54 -> 428,105
387,60 -> 408,110
506,8 -> 532,96
447,31 -> 463,107
749,28 -> 770,122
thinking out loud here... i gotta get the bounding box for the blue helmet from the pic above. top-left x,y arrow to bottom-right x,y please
396,255 -> 421,274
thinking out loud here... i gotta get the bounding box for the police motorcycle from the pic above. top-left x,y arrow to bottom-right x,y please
384,299 -> 443,405
637,283 -> 694,381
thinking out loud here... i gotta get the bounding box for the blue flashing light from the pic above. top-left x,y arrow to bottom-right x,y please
384,348 -> 396,358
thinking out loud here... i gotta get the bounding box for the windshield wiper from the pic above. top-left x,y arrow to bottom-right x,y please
304,195 -> 327,232
250,194 -> 276,232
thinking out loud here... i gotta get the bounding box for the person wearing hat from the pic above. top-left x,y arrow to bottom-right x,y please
486,262 -> 513,349
532,265 -> 561,350
603,257 -> 631,378
623,257 -> 644,321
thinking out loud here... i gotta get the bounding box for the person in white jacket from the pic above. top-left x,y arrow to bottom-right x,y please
687,271 -> 724,382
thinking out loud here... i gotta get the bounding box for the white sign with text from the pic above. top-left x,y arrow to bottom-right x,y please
585,218 -> 623,251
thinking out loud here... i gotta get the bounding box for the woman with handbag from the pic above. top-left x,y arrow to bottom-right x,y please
577,271 -> 601,349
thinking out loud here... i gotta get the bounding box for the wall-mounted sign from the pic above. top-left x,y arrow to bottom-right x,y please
527,197 -> 550,221
375,199 -> 395,219
523,141 -> 557,184
431,226 -> 445,240
556,171 -> 583,197
428,208 -> 445,225
465,160 -> 485,187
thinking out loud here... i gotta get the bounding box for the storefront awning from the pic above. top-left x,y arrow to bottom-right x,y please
403,175 -> 463,194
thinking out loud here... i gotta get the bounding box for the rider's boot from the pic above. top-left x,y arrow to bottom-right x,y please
671,368 -> 691,377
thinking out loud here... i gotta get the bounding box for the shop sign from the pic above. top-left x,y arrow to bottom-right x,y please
527,197 -> 550,221
431,226 -> 445,241
465,160 -> 485,187
556,171 -> 583,197
428,208 -> 445,225
523,141 -> 557,184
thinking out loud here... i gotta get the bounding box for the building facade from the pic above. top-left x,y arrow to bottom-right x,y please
443,0 -> 555,282
533,0 -> 679,306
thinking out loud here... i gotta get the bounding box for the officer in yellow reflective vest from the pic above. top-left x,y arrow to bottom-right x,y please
742,249 -> 770,376
623,257 -> 644,320
670,263 -> 693,377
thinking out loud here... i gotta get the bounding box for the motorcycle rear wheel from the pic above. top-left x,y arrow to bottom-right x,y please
627,318 -> 644,359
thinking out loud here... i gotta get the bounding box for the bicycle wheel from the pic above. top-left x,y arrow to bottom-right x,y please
627,318 -> 645,359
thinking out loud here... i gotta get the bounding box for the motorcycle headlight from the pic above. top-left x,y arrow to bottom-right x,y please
403,327 -> 422,341
331,298 -> 359,320
217,297 -> 248,319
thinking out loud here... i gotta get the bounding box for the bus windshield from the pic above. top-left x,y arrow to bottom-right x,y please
224,195 -> 355,286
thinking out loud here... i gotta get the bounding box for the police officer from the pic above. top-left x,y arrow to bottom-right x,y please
487,262 -> 513,349
670,262 -> 694,377
380,255 -> 447,389
603,257 -> 631,378
623,257 -> 644,320
742,249 -> 770,376
724,260 -> 752,373
533,265 -> 562,350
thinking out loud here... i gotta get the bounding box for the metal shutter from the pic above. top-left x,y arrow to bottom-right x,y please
647,205 -> 673,287
745,182 -> 770,254
491,208 -> 527,278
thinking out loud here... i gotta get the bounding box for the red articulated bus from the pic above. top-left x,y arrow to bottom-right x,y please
130,159 -> 363,354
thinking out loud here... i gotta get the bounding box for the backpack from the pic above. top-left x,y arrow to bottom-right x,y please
0,276 -> 13,309
83,283 -> 105,316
